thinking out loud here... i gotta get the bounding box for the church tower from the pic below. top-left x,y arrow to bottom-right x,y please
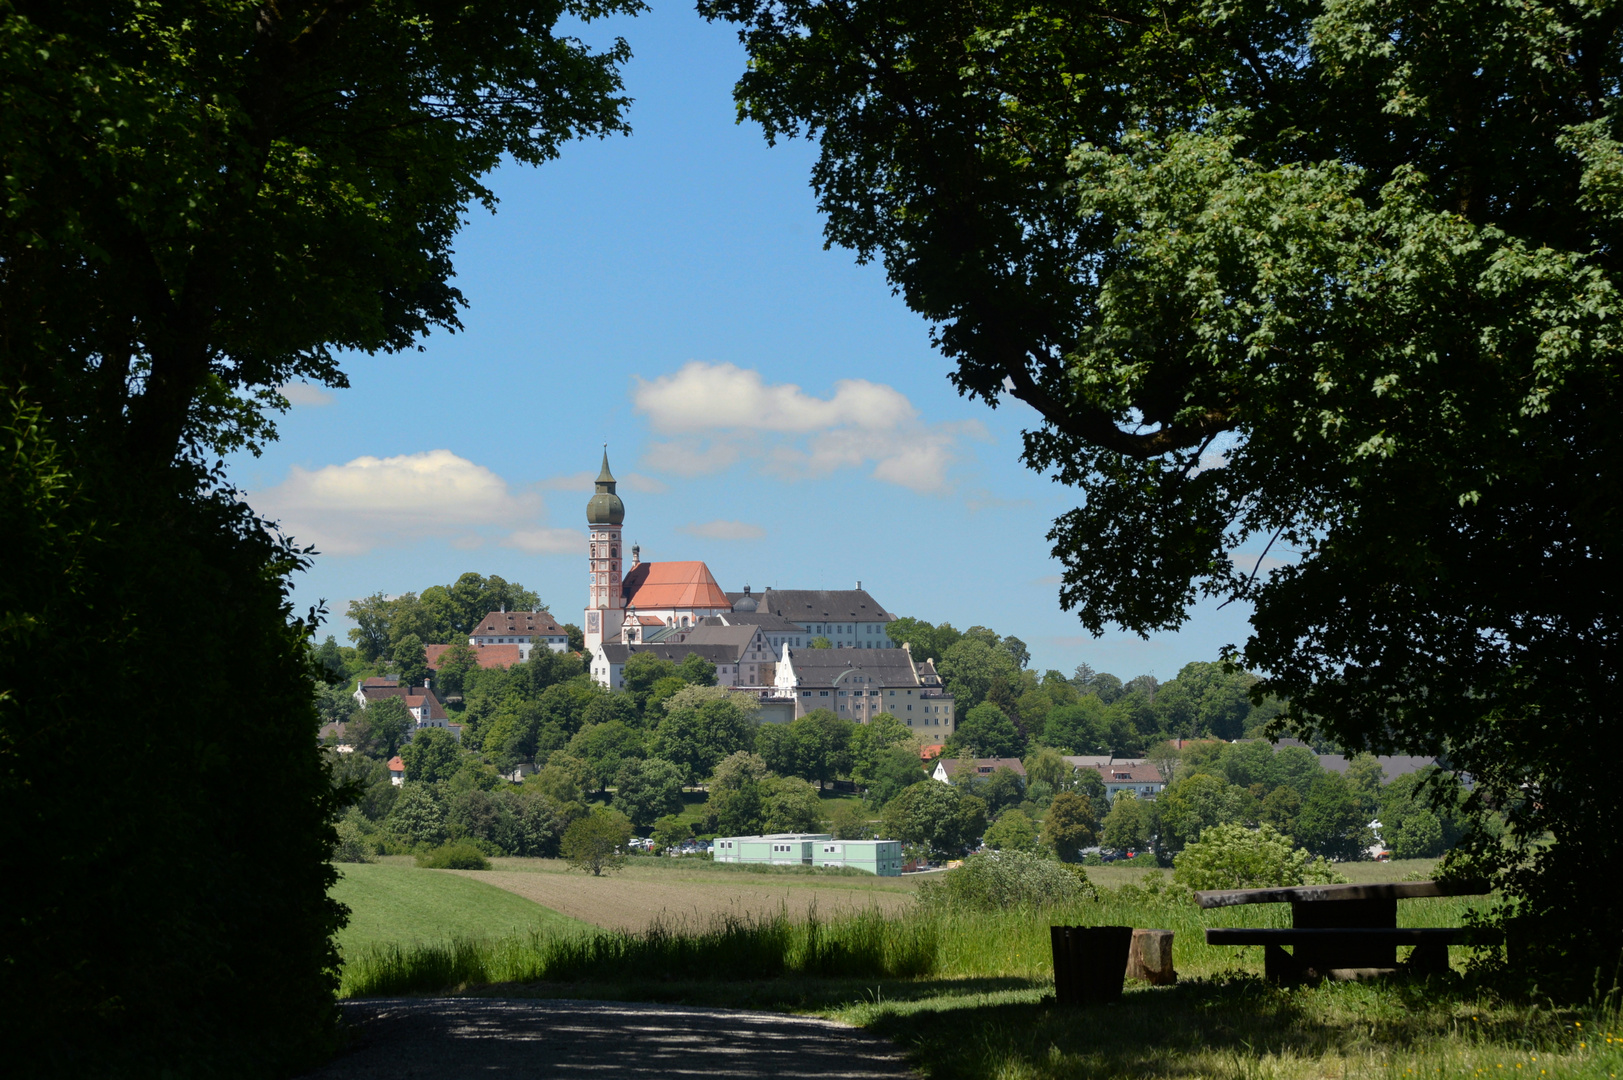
583,449 -> 625,651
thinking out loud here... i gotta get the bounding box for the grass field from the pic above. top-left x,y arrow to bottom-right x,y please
330,862 -> 593,957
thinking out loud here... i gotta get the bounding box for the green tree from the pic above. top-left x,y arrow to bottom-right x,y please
677,653 -> 718,686
937,637 -> 1019,713
1259,786 -> 1304,839
393,634 -> 429,689
651,815 -> 693,854
983,808 -> 1039,852
762,776 -> 825,833
1022,746 -> 1073,792
862,746 -> 929,808
1295,774 -> 1372,862
434,641 -> 481,699
808,636 -> 833,649
950,702 -> 1024,758
561,808 -> 634,877
1041,791 -> 1097,862
882,782 -> 987,859
1156,774 -> 1251,855
347,593 -> 396,663
1100,792 -> 1155,853
569,720 -> 646,791
1041,698 -> 1109,755
399,728 -> 461,784
621,653 -> 678,715
610,758 -> 686,829
788,709 -> 854,788
651,687 -> 759,784
389,783 -> 449,848
976,767 -> 1026,817
564,623 -> 586,653
701,0 -> 1623,984
351,697 -> 412,759
849,712 -> 914,785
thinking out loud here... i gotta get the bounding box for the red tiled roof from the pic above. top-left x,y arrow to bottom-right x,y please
621,561 -> 732,610
425,643 -> 523,670
920,743 -> 945,761
361,676 -> 399,688
472,610 -> 568,638
387,756 -> 405,773
1097,762 -> 1164,783
635,615 -> 667,626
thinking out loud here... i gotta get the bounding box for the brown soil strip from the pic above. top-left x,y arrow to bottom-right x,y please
455,869 -> 915,932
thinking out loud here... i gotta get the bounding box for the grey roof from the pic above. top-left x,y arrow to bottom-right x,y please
730,588 -> 895,622
669,623 -> 761,651
598,642 -> 747,666
1273,739 -> 1439,780
785,648 -> 921,686
706,612 -> 806,633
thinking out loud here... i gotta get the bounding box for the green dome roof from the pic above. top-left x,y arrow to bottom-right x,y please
586,449 -> 624,525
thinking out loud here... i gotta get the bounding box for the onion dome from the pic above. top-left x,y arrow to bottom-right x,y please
586,448 -> 624,525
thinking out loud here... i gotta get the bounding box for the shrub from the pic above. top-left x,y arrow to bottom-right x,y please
332,811 -> 375,863
916,849 -> 1096,911
415,841 -> 491,870
1172,823 -> 1347,891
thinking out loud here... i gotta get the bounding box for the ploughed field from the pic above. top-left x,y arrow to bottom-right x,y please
452,855 -> 922,932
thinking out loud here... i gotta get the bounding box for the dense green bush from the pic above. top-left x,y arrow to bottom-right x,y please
333,810 -> 376,863
415,842 -> 492,870
917,850 -> 1095,911
1172,823 -> 1346,891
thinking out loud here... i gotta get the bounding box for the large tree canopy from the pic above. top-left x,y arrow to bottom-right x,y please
703,0 -> 1623,986
1,1 -> 641,1073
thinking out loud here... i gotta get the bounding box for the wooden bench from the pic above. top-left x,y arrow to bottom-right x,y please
1195,881 -> 1494,984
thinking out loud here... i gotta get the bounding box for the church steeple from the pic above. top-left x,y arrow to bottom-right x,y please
586,447 -> 624,525
584,447 -> 625,652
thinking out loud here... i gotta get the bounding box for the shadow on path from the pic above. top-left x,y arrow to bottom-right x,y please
300,998 -> 918,1079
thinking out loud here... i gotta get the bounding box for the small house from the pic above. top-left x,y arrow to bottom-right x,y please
712,833 -> 831,866
813,839 -> 905,876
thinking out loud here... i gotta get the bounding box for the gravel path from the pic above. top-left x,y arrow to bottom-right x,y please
299,997 -> 919,1079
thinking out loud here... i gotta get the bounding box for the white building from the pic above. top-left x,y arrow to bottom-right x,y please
773,644 -> 955,732
468,608 -> 569,659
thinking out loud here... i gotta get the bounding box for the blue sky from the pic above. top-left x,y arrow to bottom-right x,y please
230,2 -> 1256,681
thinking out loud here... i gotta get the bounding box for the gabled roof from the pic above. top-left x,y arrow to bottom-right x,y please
739,588 -> 894,622
1097,762 -> 1164,784
387,756 -> 405,773
783,648 -> 921,686
621,561 -> 731,610
361,676 -> 399,688
472,610 -> 568,638
936,757 -> 1027,778
426,643 -> 523,670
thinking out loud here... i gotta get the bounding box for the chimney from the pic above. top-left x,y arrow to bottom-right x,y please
744,584 -> 751,595
856,580 -> 862,590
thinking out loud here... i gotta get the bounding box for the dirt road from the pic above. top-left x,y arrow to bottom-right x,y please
299,998 -> 918,1079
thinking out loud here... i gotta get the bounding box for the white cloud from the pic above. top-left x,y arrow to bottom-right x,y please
251,449 -> 579,556
278,382 -> 334,407
504,528 -> 585,554
679,520 -> 767,541
630,362 -> 985,493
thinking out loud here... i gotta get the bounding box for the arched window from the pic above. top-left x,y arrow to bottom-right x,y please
611,546 -> 618,558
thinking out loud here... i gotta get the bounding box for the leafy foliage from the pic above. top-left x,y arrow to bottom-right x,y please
415,842 -> 492,871
1172,824 -> 1346,893
561,808 -> 634,877
703,0 -> 1623,989
916,850 -> 1094,912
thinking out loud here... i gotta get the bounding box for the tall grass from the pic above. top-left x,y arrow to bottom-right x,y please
342,905 -> 938,997
340,888 -> 1493,998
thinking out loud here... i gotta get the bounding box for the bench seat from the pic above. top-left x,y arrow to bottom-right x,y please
1206,927 -> 1497,946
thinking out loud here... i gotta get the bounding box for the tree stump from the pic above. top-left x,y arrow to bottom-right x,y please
1050,925 -> 1133,1005
1126,929 -> 1176,985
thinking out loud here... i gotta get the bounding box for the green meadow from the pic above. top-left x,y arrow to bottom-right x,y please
330,862 -> 591,957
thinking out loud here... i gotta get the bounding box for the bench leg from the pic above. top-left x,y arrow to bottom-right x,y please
1264,944 -> 1300,985
1407,942 -> 1449,976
